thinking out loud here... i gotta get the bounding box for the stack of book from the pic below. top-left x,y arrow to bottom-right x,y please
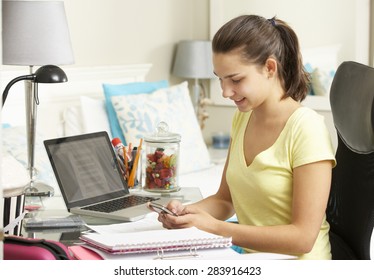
69,227 -> 232,260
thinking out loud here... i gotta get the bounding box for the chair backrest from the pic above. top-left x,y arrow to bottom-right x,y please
327,61 -> 374,260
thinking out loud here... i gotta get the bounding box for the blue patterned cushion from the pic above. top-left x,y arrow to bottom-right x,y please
111,81 -> 212,174
102,80 -> 169,145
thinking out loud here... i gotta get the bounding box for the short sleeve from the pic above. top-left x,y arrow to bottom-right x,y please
291,109 -> 336,168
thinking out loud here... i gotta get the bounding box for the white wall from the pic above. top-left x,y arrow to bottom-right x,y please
63,0 -> 210,82
1,0 -> 210,82
209,0 -> 369,63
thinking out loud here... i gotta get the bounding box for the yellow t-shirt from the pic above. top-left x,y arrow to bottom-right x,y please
226,107 -> 336,260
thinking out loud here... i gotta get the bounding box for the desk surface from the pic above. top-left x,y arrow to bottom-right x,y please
22,187 -> 203,245
21,187 -> 298,260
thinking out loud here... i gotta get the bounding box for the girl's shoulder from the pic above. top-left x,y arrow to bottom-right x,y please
289,106 -> 323,125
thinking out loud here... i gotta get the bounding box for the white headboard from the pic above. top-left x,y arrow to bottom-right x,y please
1,64 -> 152,138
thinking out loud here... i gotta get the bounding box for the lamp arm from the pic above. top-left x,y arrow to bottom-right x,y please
2,74 -> 35,106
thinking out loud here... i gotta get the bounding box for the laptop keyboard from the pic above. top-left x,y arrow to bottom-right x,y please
82,195 -> 158,213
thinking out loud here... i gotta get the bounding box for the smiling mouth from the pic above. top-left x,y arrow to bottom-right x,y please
232,97 -> 245,104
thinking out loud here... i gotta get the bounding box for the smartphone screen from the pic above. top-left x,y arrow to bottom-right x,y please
148,202 -> 178,216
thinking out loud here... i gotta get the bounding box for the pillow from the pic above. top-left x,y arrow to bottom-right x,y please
102,80 -> 169,145
80,96 -> 112,138
1,126 -> 60,195
62,105 -> 84,136
111,81 -> 212,175
302,45 -> 340,97
311,68 -> 335,96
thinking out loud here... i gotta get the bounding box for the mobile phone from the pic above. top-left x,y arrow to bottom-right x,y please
148,202 -> 178,216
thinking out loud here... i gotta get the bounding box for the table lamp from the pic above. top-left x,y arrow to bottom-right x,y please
172,40 -> 215,129
2,1 -> 74,197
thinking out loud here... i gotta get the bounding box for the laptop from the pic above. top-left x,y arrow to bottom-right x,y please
44,131 -> 171,222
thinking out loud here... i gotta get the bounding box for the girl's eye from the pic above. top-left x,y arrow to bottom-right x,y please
232,79 -> 241,84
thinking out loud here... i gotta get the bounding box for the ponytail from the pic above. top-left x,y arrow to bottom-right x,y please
271,17 -> 310,101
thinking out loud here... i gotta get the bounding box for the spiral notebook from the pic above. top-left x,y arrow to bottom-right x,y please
79,227 -> 232,256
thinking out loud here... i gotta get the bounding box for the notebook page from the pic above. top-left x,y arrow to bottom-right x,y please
86,212 -> 164,234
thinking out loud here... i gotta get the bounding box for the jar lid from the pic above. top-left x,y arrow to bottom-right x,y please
144,122 -> 181,143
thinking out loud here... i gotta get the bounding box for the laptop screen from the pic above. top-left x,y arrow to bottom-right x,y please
44,131 -> 129,209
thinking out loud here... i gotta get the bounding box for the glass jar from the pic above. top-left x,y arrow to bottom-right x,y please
144,122 -> 181,192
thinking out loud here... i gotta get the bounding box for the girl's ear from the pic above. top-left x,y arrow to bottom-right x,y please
265,57 -> 277,78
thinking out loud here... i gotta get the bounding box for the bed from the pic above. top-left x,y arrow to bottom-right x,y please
1,63 -> 225,211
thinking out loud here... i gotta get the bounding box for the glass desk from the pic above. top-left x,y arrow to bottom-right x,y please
22,187 -> 203,246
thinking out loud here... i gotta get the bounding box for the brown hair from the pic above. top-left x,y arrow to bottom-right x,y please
212,15 -> 310,102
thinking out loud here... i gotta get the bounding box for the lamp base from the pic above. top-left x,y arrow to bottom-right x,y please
24,181 -> 54,197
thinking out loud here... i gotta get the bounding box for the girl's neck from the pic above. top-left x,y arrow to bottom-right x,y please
252,96 -> 300,124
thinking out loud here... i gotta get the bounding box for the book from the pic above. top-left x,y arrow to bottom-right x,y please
68,245 -> 103,260
79,227 -> 232,255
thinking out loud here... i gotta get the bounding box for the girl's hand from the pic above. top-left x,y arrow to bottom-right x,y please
157,201 -> 217,232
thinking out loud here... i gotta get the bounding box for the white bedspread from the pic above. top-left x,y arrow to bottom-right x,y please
179,163 -> 224,198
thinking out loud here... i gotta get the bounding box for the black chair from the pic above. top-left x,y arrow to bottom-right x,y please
326,61 -> 374,260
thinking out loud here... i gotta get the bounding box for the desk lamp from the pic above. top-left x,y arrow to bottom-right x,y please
172,40 -> 215,129
2,1 -> 74,197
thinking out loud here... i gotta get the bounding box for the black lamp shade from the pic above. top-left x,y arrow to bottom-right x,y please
2,65 -> 68,106
34,65 -> 68,83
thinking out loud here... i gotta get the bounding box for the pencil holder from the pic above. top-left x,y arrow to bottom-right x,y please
144,122 -> 181,193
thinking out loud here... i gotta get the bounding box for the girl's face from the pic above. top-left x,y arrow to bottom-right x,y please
213,50 -> 272,112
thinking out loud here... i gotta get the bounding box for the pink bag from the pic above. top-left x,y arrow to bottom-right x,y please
4,235 -> 73,260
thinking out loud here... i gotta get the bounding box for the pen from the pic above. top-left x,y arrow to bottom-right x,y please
123,146 -> 129,179
116,156 -> 125,175
127,142 -> 133,161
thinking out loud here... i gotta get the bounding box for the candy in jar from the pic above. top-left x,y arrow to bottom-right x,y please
144,122 -> 181,192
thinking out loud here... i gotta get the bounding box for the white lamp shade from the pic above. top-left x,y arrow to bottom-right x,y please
2,0 -> 74,66
172,40 -> 215,79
